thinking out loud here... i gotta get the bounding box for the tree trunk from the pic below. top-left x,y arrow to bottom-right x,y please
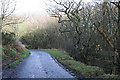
94,23 -> 117,74
117,2 -> 120,55
117,2 -> 120,74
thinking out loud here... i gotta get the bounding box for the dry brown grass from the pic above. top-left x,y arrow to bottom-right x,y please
12,43 -> 25,53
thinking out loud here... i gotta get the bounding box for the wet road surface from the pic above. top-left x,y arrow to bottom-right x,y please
3,50 -> 75,78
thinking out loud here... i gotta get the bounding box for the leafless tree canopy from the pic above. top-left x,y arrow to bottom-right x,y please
47,0 -> 120,74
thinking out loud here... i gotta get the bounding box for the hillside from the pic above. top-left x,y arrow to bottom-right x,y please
2,32 -> 30,68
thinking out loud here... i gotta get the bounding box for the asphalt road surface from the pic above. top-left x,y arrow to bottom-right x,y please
3,50 -> 75,78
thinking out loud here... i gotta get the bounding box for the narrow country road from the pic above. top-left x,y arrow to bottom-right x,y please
3,50 -> 75,78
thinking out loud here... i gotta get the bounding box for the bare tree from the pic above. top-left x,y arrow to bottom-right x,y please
0,0 -> 24,32
48,0 -> 120,74
111,1 -> 120,74
48,0 -> 87,61
94,1 -> 120,74
48,0 -> 98,64
0,0 -> 17,31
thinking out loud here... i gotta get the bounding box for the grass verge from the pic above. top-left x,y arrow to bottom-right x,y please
9,48 -> 30,67
39,49 -> 104,78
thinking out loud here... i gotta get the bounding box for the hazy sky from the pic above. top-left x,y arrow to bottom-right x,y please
14,0 -> 48,16
14,0 -> 94,16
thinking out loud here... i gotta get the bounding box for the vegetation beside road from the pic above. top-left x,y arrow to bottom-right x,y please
9,48 -> 30,67
40,49 -> 104,78
1,0 -> 120,78
2,29 -> 30,68
40,49 -> 120,79
2,44 -> 30,68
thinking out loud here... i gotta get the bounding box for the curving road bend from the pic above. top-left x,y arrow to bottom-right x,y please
3,50 -> 75,78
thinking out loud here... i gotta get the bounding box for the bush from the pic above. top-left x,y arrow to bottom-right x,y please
2,32 -> 16,45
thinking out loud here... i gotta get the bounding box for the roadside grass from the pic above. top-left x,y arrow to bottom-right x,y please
39,49 -> 104,78
9,48 -> 30,67
99,74 -> 120,79
2,47 -> 30,67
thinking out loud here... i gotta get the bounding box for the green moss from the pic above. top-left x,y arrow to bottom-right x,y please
9,48 -> 30,67
23,49 -> 30,55
3,55 -> 10,59
65,60 -> 103,77
0,47 -> 2,54
9,60 -> 20,67
9,58 -> 24,67
19,49 -> 30,57
99,74 -> 120,79
40,49 -> 72,60
39,49 -> 104,78
10,48 -> 17,56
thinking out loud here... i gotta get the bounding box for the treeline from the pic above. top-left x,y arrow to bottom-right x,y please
21,1 -> 120,75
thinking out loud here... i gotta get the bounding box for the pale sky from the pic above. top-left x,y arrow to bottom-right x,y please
14,0 -> 48,16
14,0 -> 94,16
